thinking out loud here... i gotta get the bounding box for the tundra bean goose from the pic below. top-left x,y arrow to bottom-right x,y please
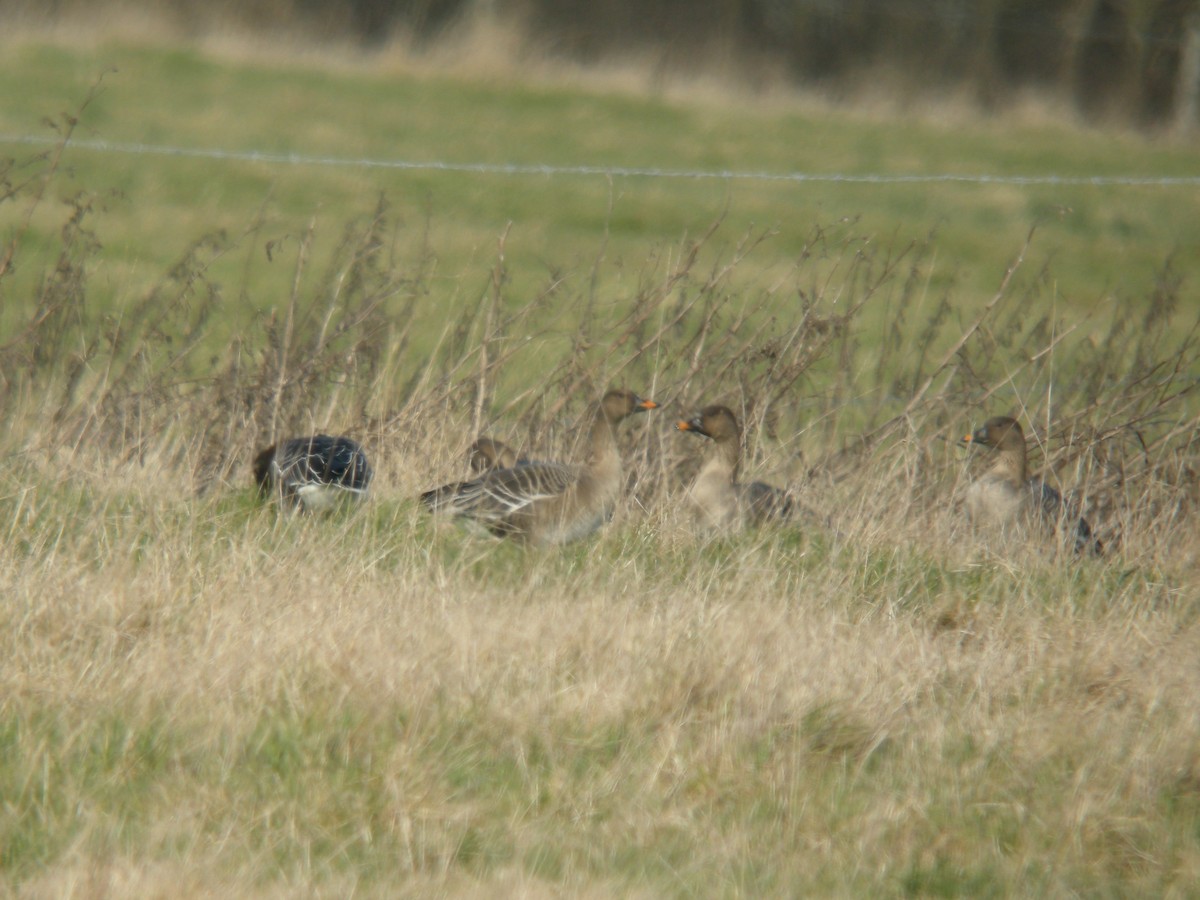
468,437 -> 527,474
962,416 -> 1101,555
422,389 -> 657,544
677,405 -> 814,530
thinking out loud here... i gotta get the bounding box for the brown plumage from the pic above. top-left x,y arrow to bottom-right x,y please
422,389 -> 658,545
962,416 -> 1101,555
676,405 -> 814,531
468,437 -> 524,474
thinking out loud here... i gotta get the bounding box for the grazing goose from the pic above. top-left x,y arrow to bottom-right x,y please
253,434 -> 373,512
962,416 -> 1102,555
677,405 -> 812,530
421,389 -> 657,544
468,437 -> 527,474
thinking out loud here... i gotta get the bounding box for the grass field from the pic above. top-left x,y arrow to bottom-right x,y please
2,37 -> 1199,330
2,32 -> 1200,898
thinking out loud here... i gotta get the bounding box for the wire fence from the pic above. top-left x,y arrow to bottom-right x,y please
2,133 -> 1198,187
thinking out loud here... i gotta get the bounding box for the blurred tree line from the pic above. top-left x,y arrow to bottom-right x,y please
520,0 -> 1198,123
15,0 -> 1200,127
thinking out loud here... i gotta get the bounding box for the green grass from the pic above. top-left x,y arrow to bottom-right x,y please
1,38 -> 1196,347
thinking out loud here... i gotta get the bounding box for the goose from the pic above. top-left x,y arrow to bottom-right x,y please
468,437 -> 528,474
421,389 -> 657,544
253,434 -> 372,512
962,416 -> 1102,555
676,405 -> 813,530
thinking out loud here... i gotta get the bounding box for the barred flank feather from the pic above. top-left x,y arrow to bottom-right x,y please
421,390 -> 656,544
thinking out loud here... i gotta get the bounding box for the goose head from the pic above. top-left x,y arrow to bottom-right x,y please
469,437 -> 519,472
252,444 -> 277,494
601,389 -> 658,423
677,405 -> 741,444
962,416 -> 1025,454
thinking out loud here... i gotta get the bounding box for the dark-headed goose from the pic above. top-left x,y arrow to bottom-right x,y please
677,405 -> 813,530
962,416 -> 1101,555
421,389 -> 657,544
253,434 -> 372,512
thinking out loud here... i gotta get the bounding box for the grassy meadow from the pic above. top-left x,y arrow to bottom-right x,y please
2,33 -> 1200,898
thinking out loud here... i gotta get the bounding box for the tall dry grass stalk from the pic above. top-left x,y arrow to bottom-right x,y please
1,118 -> 1199,896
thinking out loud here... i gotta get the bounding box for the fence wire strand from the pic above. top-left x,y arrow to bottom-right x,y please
2,133 -> 1197,187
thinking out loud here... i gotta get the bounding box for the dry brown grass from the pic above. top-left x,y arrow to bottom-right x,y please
3,439 -> 1199,895
1,118 -> 1199,897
